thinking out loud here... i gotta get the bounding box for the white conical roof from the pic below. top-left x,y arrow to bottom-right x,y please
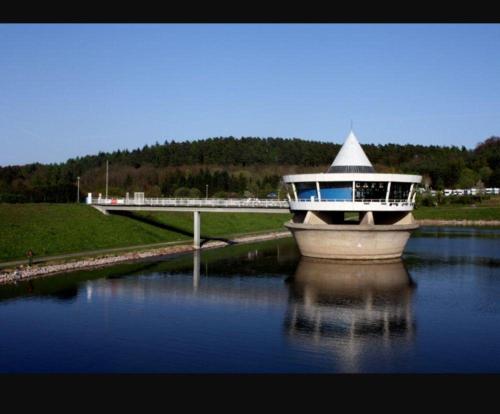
327,130 -> 374,173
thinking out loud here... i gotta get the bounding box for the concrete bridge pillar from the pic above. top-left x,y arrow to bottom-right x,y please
193,211 -> 201,249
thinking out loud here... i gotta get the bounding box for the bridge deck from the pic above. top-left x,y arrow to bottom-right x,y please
94,205 -> 290,214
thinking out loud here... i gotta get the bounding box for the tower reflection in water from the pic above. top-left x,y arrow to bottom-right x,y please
284,257 -> 416,370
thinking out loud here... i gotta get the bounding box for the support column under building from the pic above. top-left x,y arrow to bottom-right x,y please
193,210 -> 201,249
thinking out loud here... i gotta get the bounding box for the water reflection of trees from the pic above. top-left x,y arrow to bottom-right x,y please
284,257 -> 416,369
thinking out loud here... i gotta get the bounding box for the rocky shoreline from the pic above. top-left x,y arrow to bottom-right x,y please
0,231 -> 291,285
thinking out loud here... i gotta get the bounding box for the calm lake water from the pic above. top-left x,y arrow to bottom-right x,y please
0,226 -> 499,373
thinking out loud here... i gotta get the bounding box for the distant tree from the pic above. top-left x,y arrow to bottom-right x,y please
147,185 -> 162,197
456,168 -> 479,189
421,174 -> 432,190
479,166 -> 493,184
124,174 -> 133,189
173,187 -> 191,197
435,177 -> 445,190
189,188 -> 201,198
213,191 -> 228,198
475,179 -> 485,191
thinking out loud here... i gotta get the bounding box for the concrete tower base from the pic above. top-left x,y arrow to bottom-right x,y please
285,221 -> 419,260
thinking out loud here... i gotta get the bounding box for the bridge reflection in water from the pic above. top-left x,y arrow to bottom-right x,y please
284,258 -> 416,370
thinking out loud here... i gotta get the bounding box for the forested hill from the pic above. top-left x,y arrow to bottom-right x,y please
1,136 -> 499,202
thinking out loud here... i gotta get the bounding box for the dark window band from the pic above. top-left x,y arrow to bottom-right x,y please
327,165 -> 376,173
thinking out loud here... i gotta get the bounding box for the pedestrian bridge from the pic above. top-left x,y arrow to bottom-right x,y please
87,194 -> 291,249
89,195 -> 290,213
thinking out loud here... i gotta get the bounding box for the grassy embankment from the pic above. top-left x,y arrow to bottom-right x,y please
0,203 -> 292,262
413,207 -> 500,221
413,197 -> 500,221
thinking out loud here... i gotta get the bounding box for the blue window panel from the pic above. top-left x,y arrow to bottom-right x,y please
297,188 -> 318,200
320,187 -> 352,201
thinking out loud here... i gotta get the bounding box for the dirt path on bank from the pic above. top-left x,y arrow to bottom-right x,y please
0,240 -> 190,269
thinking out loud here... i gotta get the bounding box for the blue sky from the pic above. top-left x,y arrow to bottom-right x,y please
1,23 -> 499,166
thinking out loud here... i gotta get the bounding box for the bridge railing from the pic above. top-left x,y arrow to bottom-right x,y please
296,198 -> 413,205
89,197 -> 290,209
89,196 -> 414,209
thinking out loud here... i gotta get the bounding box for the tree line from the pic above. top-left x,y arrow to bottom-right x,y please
0,136 -> 498,202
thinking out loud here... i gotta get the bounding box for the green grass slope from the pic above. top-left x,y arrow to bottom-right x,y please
413,206 -> 500,221
0,204 -> 291,262
138,211 -> 291,238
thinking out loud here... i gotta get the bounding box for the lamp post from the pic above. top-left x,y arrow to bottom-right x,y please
77,176 -> 80,203
105,160 -> 109,201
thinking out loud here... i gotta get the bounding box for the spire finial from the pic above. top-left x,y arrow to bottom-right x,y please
327,128 -> 375,173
